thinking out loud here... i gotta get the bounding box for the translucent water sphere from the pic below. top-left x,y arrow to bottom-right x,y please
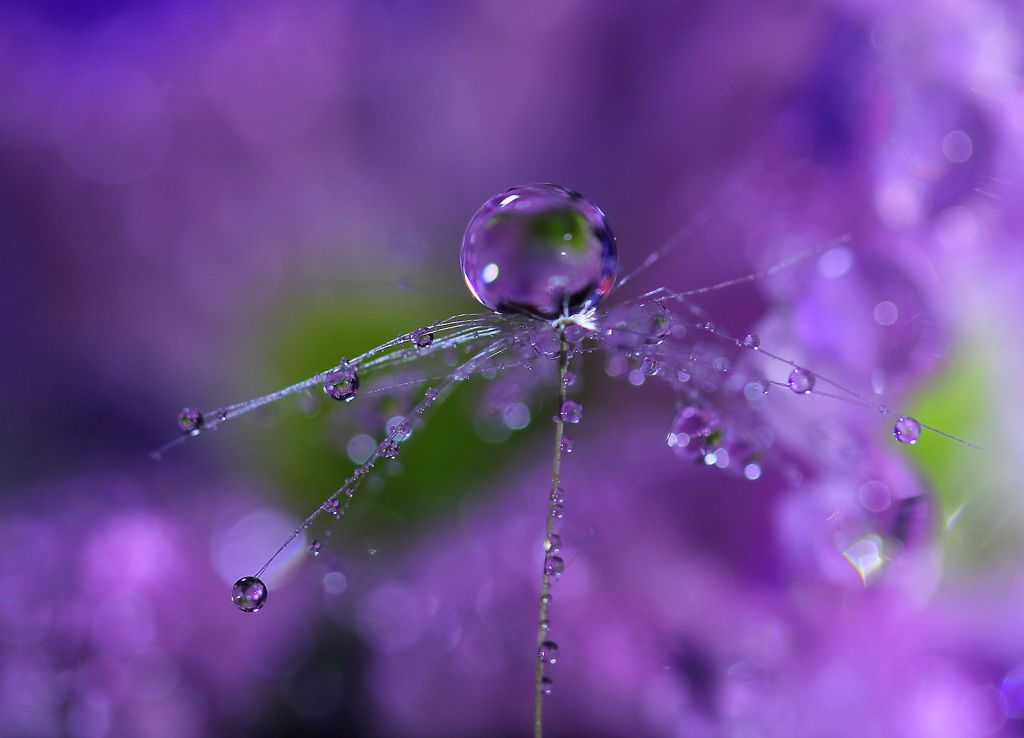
461,184 -> 617,319
788,367 -> 815,394
178,407 -> 203,434
893,416 -> 921,444
324,364 -> 359,402
231,576 -> 268,613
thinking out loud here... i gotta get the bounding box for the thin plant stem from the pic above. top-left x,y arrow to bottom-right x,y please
535,326 -> 569,738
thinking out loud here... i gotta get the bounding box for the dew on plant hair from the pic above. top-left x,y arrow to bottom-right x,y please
411,327 -> 434,348
324,364 -> 359,402
461,183 -> 617,319
894,416 -> 922,444
787,367 -> 815,394
539,640 -> 559,664
177,407 -> 203,434
641,357 -> 660,376
559,400 -> 582,424
545,533 -> 562,553
544,556 -> 565,576
231,576 -> 267,613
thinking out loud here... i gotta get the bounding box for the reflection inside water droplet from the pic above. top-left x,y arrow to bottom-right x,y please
232,576 -> 268,613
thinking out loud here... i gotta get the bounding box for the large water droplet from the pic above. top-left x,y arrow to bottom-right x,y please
559,400 -> 582,424
178,408 -> 203,434
411,328 -> 434,348
544,555 -> 565,576
461,184 -> 617,319
740,333 -> 760,349
232,576 -> 267,613
641,357 -> 660,376
893,416 -> 921,444
539,640 -> 559,664
324,364 -> 359,402
787,368 -> 815,394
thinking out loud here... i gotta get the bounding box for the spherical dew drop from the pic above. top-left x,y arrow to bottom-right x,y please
893,416 -> 922,444
411,328 -> 434,348
324,364 -> 359,402
178,407 -> 203,434
460,184 -> 617,319
788,368 -> 815,394
231,576 -> 268,613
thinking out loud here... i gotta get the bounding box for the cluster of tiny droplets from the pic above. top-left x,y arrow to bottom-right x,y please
165,183 -> 973,737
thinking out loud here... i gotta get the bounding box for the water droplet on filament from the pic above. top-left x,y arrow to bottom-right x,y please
461,184 -> 617,319
894,416 -> 921,444
788,368 -> 815,394
324,364 -> 359,402
178,408 -> 203,434
232,576 -> 267,613
559,400 -> 582,424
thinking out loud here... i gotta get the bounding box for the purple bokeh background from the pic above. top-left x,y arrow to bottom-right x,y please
3,0 -> 1024,736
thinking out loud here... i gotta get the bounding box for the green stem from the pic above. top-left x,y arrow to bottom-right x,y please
534,328 -> 569,738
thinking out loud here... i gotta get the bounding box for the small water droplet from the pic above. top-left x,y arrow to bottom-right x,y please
368,548 -> 377,555
741,333 -> 760,349
231,576 -> 267,613
560,437 -> 574,453
788,368 -> 815,394
214,408 -> 228,422
540,618 -> 551,630
541,676 -> 553,695
539,640 -> 559,664
702,321 -> 715,331
323,499 -> 341,516
544,556 -> 565,576
601,302 -> 671,349
562,371 -> 577,389
641,356 -> 660,376
551,503 -> 565,519
546,533 -> 562,553
559,400 -> 582,424
550,486 -> 564,504
531,328 -> 562,358
379,440 -> 400,459
324,364 -> 359,402
308,540 -> 321,556
540,593 -> 553,605
411,327 -> 434,348
893,416 -> 921,444
178,408 -> 203,434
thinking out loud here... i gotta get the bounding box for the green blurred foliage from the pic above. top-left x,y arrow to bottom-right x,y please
240,287 -> 547,546
906,342 -> 1020,573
